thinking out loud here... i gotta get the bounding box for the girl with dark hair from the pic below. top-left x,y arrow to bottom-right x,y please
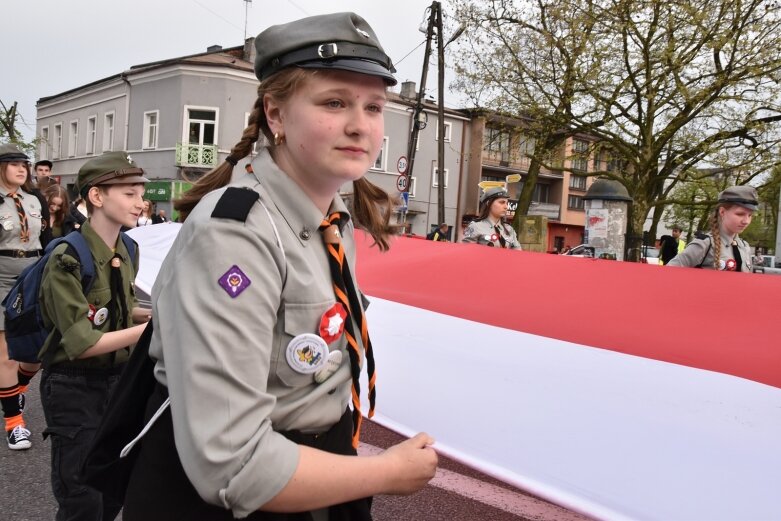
44,184 -> 78,238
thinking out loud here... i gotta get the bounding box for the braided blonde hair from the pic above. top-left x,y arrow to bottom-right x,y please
710,209 -> 722,270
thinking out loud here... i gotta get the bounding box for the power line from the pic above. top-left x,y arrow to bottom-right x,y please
394,40 -> 427,67
191,0 -> 244,33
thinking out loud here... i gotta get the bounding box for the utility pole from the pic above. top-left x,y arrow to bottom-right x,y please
243,0 -> 252,42
435,2 -> 446,226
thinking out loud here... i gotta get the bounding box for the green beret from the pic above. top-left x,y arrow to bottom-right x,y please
77,151 -> 149,198
254,12 -> 396,85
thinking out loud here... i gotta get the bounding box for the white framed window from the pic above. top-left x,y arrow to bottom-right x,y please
103,112 -> 115,152
39,127 -> 49,160
408,176 -> 417,198
372,137 -> 389,171
183,106 -> 218,146
431,164 -> 449,188
86,116 -> 97,155
68,120 -> 79,157
572,139 -> 588,153
568,194 -> 585,210
143,110 -> 159,150
570,174 -> 587,190
245,111 -> 261,152
435,121 -> 452,142
53,123 -> 63,159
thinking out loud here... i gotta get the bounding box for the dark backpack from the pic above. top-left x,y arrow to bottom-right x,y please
2,230 -> 137,363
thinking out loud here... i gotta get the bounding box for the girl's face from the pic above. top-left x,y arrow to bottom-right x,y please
91,184 -> 146,228
49,196 -> 63,214
1,161 -> 29,191
720,205 -> 753,236
489,197 -> 509,220
143,200 -> 151,213
267,70 -> 387,197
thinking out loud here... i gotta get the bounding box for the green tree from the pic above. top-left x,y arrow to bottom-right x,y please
0,100 -> 36,155
450,0 -> 781,260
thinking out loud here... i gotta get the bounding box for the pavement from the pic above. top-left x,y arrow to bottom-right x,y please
1,381 -> 591,521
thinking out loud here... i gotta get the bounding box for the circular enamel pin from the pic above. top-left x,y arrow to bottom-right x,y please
87,304 -> 96,322
319,302 -> 347,344
2,220 -> 13,231
286,333 -> 328,374
93,307 -> 109,326
314,350 -> 343,384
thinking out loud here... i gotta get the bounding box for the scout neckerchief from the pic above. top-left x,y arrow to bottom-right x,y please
731,240 -> 743,272
493,223 -> 508,248
319,212 -> 376,449
107,251 -> 130,364
6,192 -> 29,242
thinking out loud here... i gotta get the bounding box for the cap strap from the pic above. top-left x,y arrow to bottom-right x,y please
720,197 -> 757,205
260,41 -> 395,79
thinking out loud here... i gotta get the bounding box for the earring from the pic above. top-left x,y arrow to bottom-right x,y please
274,132 -> 285,146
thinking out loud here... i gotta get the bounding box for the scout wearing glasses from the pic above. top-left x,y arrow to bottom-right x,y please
667,185 -> 757,271
123,13 -> 437,521
38,152 -> 151,519
462,187 -> 523,249
0,144 -> 46,451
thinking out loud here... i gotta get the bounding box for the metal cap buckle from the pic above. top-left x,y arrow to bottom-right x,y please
318,43 -> 338,59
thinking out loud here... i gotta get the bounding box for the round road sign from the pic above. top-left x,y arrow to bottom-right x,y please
397,156 -> 409,174
396,175 -> 409,192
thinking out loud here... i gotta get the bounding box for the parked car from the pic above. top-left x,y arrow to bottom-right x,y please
641,246 -> 661,265
753,255 -> 781,275
563,244 -> 596,258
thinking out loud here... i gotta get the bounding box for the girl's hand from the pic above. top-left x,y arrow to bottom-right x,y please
379,432 -> 438,495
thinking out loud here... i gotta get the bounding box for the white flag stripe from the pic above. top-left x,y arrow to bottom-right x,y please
363,297 -> 781,520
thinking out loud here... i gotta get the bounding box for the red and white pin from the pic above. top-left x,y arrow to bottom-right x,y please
319,302 -> 347,344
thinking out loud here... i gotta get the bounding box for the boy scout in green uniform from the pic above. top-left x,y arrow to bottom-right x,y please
38,152 -> 151,520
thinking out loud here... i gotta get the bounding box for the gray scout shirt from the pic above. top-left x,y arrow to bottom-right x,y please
0,189 -> 44,252
667,231 -> 753,271
149,148 -> 360,518
462,217 -> 522,249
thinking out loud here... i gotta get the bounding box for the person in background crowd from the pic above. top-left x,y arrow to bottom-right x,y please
70,195 -> 88,229
668,186 -> 756,271
122,12 -> 437,520
426,222 -> 449,242
659,224 -> 686,265
44,184 -> 78,238
39,151 -> 152,518
137,199 -> 154,226
559,245 -> 572,255
462,187 -> 522,249
34,159 -> 57,191
0,144 -> 47,450
151,208 -> 169,224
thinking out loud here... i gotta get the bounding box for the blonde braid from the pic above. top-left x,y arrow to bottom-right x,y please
710,209 -> 721,270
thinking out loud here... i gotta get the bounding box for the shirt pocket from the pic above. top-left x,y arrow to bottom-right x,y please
85,286 -> 112,329
274,300 -> 333,388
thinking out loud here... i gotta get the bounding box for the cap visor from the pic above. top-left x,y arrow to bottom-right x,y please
98,175 -> 150,185
298,59 -> 397,85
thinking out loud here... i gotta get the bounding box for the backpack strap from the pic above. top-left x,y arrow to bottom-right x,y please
696,236 -> 712,268
60,231 -> 97,294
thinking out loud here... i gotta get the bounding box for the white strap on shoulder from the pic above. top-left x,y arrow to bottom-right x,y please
120,397 -> 170,458
258,197 -> 286,262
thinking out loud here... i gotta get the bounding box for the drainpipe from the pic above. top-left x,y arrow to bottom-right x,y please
121,72 -> 131,152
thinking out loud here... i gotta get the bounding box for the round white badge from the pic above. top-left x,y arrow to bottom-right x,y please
286,333 -> 329,374
2,220 -> 13,231
314,350 -> 343,384
93,307 -> 109,326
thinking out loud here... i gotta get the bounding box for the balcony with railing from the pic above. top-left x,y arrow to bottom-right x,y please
176,143 -> 218,167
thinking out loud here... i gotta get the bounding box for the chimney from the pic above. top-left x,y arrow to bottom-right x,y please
207,45 -> 223,53
243,37 -> 256,63
400,81 -> 416,100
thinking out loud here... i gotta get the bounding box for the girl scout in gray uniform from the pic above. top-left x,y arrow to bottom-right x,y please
668,185 -> 757,271
0,144 -> 45,450
123,13 -> 437,521
462,187 -> 522,249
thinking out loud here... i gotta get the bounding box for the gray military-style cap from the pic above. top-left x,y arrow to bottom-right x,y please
253,12 -> 397,85
0,143 -> 30,163
718,185 -> 759,211
480,186 -> 510,205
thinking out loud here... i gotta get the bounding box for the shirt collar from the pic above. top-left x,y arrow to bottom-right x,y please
80,221 -> 131,267
249,148 -> 351,245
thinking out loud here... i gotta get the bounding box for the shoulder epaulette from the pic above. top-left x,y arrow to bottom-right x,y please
211,187 -> 259,222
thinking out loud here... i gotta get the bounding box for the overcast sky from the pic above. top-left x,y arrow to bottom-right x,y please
3,0 -> 463,143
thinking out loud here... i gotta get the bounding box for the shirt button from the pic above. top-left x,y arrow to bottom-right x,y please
300,229 -> 311,241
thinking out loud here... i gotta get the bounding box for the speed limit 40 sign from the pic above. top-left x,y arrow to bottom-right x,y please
396,175 -> 409,192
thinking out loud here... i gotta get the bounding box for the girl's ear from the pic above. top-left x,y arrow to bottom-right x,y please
264,94 -> 284,137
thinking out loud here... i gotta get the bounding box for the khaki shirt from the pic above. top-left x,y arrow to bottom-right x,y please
40,221 -> 139,366
149,148 -> 359,518
668,231 -> 753,271
0,189 -> 44,251
462,218 -> 522,249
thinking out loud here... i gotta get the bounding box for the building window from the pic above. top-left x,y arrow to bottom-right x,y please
518,181 -> 550,203
570,174 -> 587,190
431,164 -> 449,188
184,107 -> 218,147
572,139 -> 588,154
86,116 -> 97,155
568,194 -> 585,210
571,157 -> 588,172
68,121 -> 79,158
143,110 -> 159,150
244,112 -> 260,151
408,177 -> 417,198
103,112 -> 115,152
484,127 -> 510,155
40,127 -> 49,160
435,122 -> 452,142
53,123 -> 62,159
371,137 -> 389,171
